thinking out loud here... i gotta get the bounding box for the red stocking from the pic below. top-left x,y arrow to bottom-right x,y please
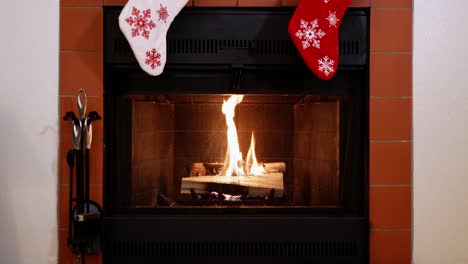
288,0 -> 351,80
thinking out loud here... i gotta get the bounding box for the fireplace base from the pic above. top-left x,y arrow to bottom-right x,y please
103,215 -> 367,263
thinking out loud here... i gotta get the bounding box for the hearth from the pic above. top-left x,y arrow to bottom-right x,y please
103,7 -> 369,264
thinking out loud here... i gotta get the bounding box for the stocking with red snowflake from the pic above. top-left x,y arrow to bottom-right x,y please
119,0 -> 188,76
288,0 -> 351,80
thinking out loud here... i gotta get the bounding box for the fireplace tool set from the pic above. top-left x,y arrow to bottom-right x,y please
64,89 -> 102,264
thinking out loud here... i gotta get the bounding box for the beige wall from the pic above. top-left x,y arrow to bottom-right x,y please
0,1 -> 59,263
413,0 -> 468,263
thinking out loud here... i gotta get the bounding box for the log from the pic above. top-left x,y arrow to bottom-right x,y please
263,162 -> 286,173
181,173 -> 284,197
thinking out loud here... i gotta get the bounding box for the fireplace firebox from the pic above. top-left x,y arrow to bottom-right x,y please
104,7 -> 369,264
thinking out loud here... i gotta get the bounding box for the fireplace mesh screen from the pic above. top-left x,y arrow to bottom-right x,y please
128,94 -> 342,208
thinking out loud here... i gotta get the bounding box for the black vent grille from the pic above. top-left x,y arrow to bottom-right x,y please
114,39 -> 299,56
339,39 -> 360,56
105,8 -> 368,66
109,240 -> 358,257
113,38 -> 361,57
165,39 -> 297,55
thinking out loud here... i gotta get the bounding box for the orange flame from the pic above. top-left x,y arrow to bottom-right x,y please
245,131 -> 266,175
221,95 -> 245,177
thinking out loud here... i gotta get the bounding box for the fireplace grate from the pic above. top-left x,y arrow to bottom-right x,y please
109,240 -> 358,257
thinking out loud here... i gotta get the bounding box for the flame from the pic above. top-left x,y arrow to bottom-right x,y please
245,131 -> 266,175
220,95 -> 266,177
221,95 -> 245,177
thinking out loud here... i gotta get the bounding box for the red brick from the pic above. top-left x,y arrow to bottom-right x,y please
371,9 -> 412,52
194,0 -> 237,6
239,0 -> 282,6
370,142 -> 412,185
370,186 -> 412,228
370,98 -> 412,140
370,54 -> 412,97
371,0 -> 412,8
60,8 -> 103,51
370,230 -> 412,264
61,0 -> 103,6
60,52 -> 103,96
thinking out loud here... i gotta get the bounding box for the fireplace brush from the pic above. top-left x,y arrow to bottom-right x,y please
63,89 -> 102,264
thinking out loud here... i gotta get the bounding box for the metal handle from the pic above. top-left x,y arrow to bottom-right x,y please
73,121 -> 82,150
77,89 -> 87,120
85,120 -> 93,150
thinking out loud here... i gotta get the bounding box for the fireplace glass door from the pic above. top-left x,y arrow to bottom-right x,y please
112,94 -> 350,209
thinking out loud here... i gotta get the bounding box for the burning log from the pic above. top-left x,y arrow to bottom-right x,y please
181,173 -> 284,197
263,162 -> 286,173
190,163 -> 206,176
181,95 -> 285,198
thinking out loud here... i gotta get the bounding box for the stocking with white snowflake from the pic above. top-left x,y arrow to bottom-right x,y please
119,0 -> 188,76
288,0 -> 351,80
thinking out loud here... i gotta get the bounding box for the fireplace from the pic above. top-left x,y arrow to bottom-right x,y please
128,93 -> 346,207
103,7 -> 368,263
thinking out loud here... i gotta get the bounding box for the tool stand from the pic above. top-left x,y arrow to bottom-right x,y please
64,89 -> 102,264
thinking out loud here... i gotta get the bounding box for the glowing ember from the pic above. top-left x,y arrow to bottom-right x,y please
221,95 -> 246,177
245,131 -> 266,175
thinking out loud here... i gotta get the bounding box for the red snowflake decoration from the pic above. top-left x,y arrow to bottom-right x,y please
125,7 -> 156,39
157,4 -> 169,23
145,48 -> 162,69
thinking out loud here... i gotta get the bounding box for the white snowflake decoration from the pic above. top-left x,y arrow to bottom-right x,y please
323,0 -> 331,3
295,19 -> 326,50
318,56 -> 335,76
326,11 -> 340,28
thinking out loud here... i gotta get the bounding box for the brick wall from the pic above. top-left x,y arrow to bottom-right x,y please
368,1 -> 412,264
59,0 -> 413,263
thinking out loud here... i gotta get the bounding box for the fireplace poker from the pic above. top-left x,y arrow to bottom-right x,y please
73,117 -> 84,215
78,89 -> 89,213
84,118 -> 92,213
83,111 -> 101,211
76,90 -> 87,214
84,111 -> 101,212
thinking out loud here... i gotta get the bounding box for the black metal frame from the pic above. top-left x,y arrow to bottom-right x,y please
103,7 -> 370,264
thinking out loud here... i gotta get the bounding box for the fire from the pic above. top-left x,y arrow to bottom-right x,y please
245,131 -> 266,175
221,95 -> 246,177
220,95 -> 266,177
